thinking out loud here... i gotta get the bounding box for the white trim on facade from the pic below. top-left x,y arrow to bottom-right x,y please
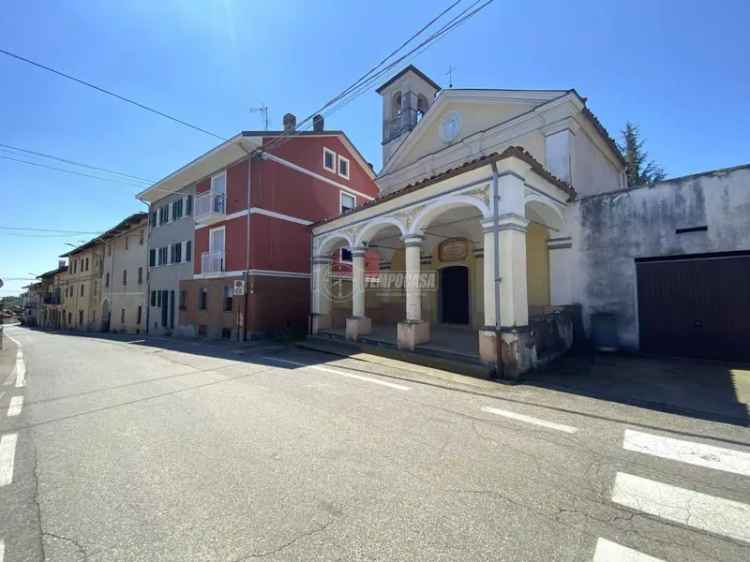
193,268 -> 311,280
250,208 -> 313,226
262,152 -> 375,201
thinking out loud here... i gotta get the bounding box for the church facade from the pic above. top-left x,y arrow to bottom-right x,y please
309,65 -> 627,377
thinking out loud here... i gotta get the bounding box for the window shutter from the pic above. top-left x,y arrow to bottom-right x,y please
186,195 -> 193,216
186,240 -> 192,262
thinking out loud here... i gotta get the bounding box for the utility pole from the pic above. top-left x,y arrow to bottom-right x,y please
249,105 -> 270,130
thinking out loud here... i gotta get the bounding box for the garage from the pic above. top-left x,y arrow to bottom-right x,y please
636,251 -> 750,362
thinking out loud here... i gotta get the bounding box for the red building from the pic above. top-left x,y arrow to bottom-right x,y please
140,114 -> 379,339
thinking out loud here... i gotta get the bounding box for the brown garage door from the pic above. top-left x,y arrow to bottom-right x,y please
636,252 -> 750,362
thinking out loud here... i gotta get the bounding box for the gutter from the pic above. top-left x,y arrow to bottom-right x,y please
490,162 -> 501,331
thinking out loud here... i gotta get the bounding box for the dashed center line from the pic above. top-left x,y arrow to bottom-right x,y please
481,406 -> 579,434
14,358 -> 25,388
0,538 -> 5,562
623,429 -> 750,477
0,433 -> 18,487
592,538 -> 664,561
262,357 -> 410,391
611,472 -> 750,543
7,396 -> 23,417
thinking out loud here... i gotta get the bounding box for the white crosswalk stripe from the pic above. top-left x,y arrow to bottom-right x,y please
481,406 -> 578,433
611,472 -> 750,543
0,433 -> 18,487
623,429 -> 750,477
592,538 -> 664,561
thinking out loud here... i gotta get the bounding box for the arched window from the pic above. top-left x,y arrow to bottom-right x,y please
392,91 -> 402,117
416,94 -> 429,122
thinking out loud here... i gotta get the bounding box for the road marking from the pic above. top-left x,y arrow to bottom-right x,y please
624,429 -> 750,477
481,406 -> 579,433
611,472 -> 750,543
0,433 -> 18,486
7,397 -> 23,417
16,351 -> 22,360
0,538 -> 4,562
593,538 -> 664,562
6,335 -> 22,347
14,358 -> 25,388
262,357 -> 410,391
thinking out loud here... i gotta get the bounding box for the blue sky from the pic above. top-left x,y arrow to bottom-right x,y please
1,0 -> 748,297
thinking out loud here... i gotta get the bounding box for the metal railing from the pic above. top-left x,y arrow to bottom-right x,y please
195,191 -> 226,222
201,251 -> 225,274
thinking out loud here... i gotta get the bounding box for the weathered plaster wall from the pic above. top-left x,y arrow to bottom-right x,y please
526,223 -> 550,307
569,165 -> 750,350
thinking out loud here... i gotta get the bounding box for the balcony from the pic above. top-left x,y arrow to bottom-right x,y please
201,251 -> 225,275
195,191 -> 226,224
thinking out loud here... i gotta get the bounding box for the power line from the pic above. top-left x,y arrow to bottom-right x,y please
0,143 -> 153,184
0,47 -> 227,141
0,226 -> 103,234
0,155 -> 149,187
261,0 -> 493,155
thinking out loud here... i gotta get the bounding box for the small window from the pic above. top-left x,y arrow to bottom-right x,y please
107,244 -> 112,257
121,308 -> 126,323
172,199 -> 183,221
150,211 -> 157,227
139,230 -> 144,245
341,248 -> 352,262
199,288 -> 208,310
179,290 -> 187,310
149,249 -> 156,267
185,241 -> 192,262
340,192 -> 356,214
137,305 -> 142,324
337,155 -> 350,179
186,195 -> 193,216
85,257 -> 89,271
80,284 -> 85,296
223,285 -> 233,312
323,147 -> 336,173
122,269 -> 127,286
124,236 -> 129,250
151,290 -> 157,307
105,272 -> 110,288
137,267 -> 143,285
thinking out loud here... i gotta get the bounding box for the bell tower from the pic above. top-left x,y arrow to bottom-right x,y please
376,65 -> 440,167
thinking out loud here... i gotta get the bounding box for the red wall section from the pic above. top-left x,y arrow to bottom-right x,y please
193,215 -> 248,274
226,159 -> 249,214
249,215 -> 310,273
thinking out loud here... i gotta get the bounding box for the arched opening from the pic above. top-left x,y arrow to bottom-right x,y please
416,94 -> 429,122
391,91 -> 402,117
316,234 -> 353,330
525,199 -> 565,313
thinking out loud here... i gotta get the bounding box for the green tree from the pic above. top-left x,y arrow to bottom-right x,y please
618,122 -> 666,186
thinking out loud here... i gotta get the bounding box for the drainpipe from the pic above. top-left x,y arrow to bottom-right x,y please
490,162 -> 502,378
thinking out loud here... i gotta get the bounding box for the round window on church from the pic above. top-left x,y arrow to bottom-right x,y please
440,111 -> 462,144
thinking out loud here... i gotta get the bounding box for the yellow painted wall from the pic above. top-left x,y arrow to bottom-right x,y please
526,223 -> 550,307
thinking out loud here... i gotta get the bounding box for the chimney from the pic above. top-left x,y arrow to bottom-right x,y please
312,114 -> 324,132
283,113 -> 296,133
58,259 -> 66,270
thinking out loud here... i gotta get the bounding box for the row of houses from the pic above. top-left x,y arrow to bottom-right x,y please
22,65 -> 750,376
24,111 -> 380,339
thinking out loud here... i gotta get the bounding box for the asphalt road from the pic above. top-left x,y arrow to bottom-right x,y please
0,325 -> 749,561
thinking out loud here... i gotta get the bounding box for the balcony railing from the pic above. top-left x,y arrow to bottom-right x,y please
195,191 -> 226,223
201,251 -> 225,274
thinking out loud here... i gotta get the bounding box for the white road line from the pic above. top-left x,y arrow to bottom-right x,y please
611,472 -> 750,543
6,335 -> 21,347
14,358 -> 25,388
593,538 -> 664,561
0,538 -> 4,562
263,357 -> 410,391
0,433 -> 18,487
624,429 -> 750,477
7,396 -> 23,417
15,351 -> 22,360
481,406 -> 579,434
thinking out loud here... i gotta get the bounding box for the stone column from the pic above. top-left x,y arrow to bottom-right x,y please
397,235 -> 430,350
478,222 -> 499,367
310,255 -> 332,334
346,247 -> 372,341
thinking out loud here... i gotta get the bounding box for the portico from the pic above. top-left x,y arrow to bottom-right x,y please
310,147 -> 574,377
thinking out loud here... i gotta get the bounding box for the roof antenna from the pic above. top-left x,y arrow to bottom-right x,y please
249,105 -> 269,130
445,65 -> 455,88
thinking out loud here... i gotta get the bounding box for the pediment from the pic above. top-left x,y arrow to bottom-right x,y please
381,90 -> 567,175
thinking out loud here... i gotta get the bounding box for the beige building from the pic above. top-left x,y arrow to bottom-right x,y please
310,66 -> 626,378
99,213 -> 148,334
60,240 -> 105,331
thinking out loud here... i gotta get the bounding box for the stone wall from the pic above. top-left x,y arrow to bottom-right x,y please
568,164 -> 750,350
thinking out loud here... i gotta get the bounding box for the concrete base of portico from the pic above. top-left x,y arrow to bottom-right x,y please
397,320 -> 431,351
499,328 -> 535,380
478,328 -> 499,368
310,313 -> 331,335
345,316 -> 372,341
